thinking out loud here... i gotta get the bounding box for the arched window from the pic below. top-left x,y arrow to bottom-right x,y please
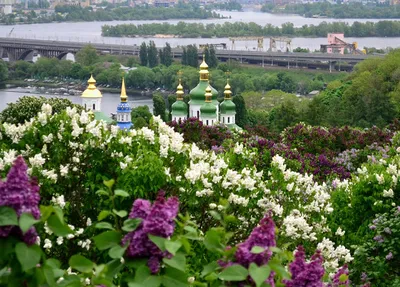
206,120 -> 209,125
93,103 -> 95,110
197,111 -> 200,118
228,117 -> 230,123
222,117 -> 225,123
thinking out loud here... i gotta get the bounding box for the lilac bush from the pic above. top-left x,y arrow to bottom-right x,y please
122,191 -> 179,273
284,246 -> 325,287
0,156 -> 40,245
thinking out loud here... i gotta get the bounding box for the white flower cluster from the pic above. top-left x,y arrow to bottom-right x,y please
282,210 -> 316,241
317,237 -> 353,273
51,194 -> 66,209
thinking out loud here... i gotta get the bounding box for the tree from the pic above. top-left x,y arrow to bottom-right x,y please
159,49 -> 165,66
131,105 -> 152,124
232,95 -> 248,127
181,47 -> 187,66
269,101 -> 299,132
186,45 -> 198,68
75,44 -> 98,66
12,61 -> 32,79
147,41 -> 159,68
139,42 -> 148,67
162,43 -> 173,67
153,92 -> 166,120
0,60 -> 8,85
208,46 -> 218,68
203,46 -> 210,65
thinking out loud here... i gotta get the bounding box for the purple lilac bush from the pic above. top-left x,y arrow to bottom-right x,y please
218,214 -> 329,286
0,156 -> 40,245
122,191 -> 179,273
283,246 -> 325,287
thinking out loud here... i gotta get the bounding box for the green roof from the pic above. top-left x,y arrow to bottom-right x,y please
226,123 -> 242,130
94,111 -> 113,124
171,100 -> 188,116
220,99 -> 236,115
200,102 -> 217,117
189,81 -> 218,105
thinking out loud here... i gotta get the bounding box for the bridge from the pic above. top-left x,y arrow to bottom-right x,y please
0,37 -> 384,71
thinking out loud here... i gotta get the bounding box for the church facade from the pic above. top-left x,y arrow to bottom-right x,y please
171,56 -> 239,130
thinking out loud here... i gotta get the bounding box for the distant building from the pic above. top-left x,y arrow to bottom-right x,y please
0,0 -> 14,14
327,33 -> 345,54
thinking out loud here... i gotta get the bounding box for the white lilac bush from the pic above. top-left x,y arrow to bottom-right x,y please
0,104 -> 354,277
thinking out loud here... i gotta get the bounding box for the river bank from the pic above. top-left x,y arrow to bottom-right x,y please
1,11 -> 399,51
0,87 -> 154,115
6,79 -> 156,96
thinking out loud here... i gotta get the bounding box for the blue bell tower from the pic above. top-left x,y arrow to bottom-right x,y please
116,77 -> 132,130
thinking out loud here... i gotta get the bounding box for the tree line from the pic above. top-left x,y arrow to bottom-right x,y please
101,20 -> 400,38
0,3 -> 220,25
262,2 -> 400,19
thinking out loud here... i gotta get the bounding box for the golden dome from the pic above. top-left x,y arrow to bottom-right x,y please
224,79 -> 232,99
200,54 -> 209,69
120,77 -> 127,102
205,85 -> 212,103
176,78 -> 184,100
81,75 -> 103,98
199,54 -> 209,81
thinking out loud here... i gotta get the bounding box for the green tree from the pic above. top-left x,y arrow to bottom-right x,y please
162,43 -> 173,67
0,60 -> 8,83
12,61 -> 32,79
75,44 -> 99,66
139,42 -> 148,67
232,95 -> 247,127
147,41 -> 159,68
186,45 -> 198,68
131,105 -> 152,124
181,47 -> 187,66
153,92 -> 166,120
269,101 -> 299,131
208,46 -> 218,68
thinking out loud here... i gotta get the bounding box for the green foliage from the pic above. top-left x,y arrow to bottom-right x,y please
147,41 -> 159,68
140,42 -> 148,67
75,44 -> 99,67
0,96 -> 83,124
0,59 -> 8,83
102,19 -> 400,38
304,50 -> 400,128
232,95 -> 247,127
131,105 -> 152,125
351,207 -> 400,286
2,3 -> 220,24
160,43 -> 173,67
269,101 -> 300,132
268,2 -> 400,19
183,45 -> 198,68
153,93 -> 166,120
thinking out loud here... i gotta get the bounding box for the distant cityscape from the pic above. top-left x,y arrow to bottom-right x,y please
0,0 -> 399,16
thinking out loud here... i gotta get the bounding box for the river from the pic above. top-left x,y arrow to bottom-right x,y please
1,11 -> 399,50
0,87 -> 153,115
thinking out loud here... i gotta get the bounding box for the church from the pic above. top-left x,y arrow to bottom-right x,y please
81,56 -> 239,130
171,56 -> 240,130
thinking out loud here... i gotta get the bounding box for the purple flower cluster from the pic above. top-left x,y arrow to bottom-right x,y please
235,214 -> 276,267
219,214 -> 277,286
329,265 -> 350,287
122,191 -> 179,274
284,246 -> 325,287
0,156 -> 40,245
169,117 -> 232,149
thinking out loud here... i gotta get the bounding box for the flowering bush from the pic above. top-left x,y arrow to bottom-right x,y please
351,207 -> 400,286
0,96 -> 83,124
0,157 -> 350,287
1,102 -> 400,285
